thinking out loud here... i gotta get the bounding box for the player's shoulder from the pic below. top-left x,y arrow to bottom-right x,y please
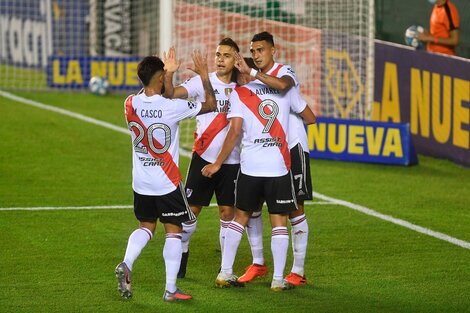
182,74 -> 202,85
278,63 -> 296,76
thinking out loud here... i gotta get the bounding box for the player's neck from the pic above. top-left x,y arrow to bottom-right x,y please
216,72 -> 232,84
261,60 -> 276,74
143,86 -> 162,97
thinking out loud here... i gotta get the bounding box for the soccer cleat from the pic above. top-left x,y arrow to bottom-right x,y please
238,263 -> 268,283
115,262 -> 132,299
163,288 -> 193,302
284,272 -> 307,286
270,279 -> 295,292
215,272 -> 245,288
177,250 -> 189,278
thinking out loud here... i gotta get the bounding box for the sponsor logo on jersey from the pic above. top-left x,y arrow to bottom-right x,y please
187,101 -> 197,109
216,99 -> 230,113
214,89 -> 219,94
287,67 -> 296,76
185,188 -> 193,198
253,136 -> 283,147
139,157 -> 165,166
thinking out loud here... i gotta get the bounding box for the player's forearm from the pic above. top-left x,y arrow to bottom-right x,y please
199,74 -> 216,113
300,106 -> 316,125
163,71 -> 175,98
252,71 -> 294,92
214,126 -> 240,166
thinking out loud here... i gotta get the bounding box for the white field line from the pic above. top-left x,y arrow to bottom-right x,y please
0,200 -> 330,211
313,192 -> 470,250
1,90 -> 469,250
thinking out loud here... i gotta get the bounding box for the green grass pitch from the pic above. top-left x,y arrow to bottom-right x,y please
0,90 -> 469,313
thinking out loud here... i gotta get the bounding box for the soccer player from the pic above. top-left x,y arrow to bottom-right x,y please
233,31 -> 315,286
163,38 -> 241,278
202,51 -> 316,291
115,51 -> 216,302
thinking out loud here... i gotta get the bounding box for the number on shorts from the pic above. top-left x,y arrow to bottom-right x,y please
294,174 -> 303,190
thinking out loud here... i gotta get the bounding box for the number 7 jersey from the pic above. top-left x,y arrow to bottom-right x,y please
124,93 -> 202,195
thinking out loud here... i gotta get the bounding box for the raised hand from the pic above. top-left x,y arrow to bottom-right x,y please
163,46 -> 181,73
234,52 -> 251,74
189,49 -> 209,77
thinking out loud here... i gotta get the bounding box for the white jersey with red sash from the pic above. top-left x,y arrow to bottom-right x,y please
181,72 -> 240,164
228,80 -> 306,177
124,93 -> 202,195
264,63 -> 309,152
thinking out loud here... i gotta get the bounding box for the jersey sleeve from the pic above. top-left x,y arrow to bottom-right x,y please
172,98 -> 203,121
277,64 -> 299,86
289,88 -> 308,114
227,90 -> 243,119
180,75 -> 204,101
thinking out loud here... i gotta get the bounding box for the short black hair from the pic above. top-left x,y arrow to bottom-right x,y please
244,57 -> 257,69
218,37 -> 240,52
137,56 -> 165,86
251,31 -> 274,46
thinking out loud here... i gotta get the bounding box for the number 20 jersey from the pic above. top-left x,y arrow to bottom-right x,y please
228,81 -> 307,177
124,93 -> 202,195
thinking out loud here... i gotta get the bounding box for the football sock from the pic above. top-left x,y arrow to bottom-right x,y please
123,227 -> 153,271
219,219 -> 231,255
181,220 -> 197,253
290,214 -> 309,276
271,227 -> 289,281
220,221 -> 244,275
163,233 -> 182,293
246,212 -> 264,265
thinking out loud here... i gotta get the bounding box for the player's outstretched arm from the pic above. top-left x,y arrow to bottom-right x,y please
234,52 -> 295,92
202,117 -> 242,177
162,47 -> 188,99
191,49 -> 216,114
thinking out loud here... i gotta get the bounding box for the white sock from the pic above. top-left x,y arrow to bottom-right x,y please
221,221 -> 244,275
163,233 -> 182,293
123,227 -> 153,271
219,219 -> 231,255
271,227 -> 289,281
181,220 -> 197,253
246,212 -> 264,265
290,214 -> 309,276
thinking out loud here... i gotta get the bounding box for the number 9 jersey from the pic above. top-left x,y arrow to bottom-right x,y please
124,93 -> 202,196
228,81 -> 307,177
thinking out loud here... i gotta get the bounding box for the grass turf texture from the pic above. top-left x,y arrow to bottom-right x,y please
1,91 -> 469,312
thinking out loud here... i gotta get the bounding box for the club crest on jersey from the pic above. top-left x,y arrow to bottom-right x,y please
186,188 -> 193,198
224,88 -> 233,97
187,101 -> 197,109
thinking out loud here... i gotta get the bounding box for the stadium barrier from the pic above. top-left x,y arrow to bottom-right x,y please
308,117 -> 417,166
373,41 -> 470,167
